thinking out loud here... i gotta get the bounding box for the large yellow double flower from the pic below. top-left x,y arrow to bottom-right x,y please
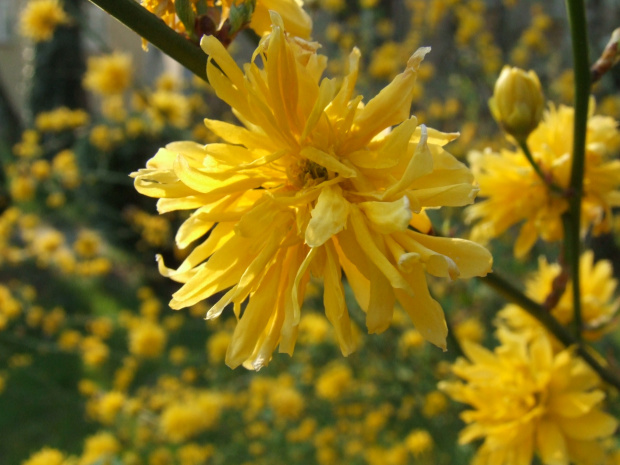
132,13 -> 492,369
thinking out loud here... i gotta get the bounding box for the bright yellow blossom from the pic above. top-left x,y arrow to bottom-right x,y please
83,53 -> 133,96
132,13 -> 492,369
405,429 -> 434,457
79,432 -> 120,465
440,332 -> 618,465
467,103 -> 620,257
22,448 -> 66,465
316,362 -> 353,401
128,320 -> 167,358
19,0 -> 69,42
499,251 -> 619,341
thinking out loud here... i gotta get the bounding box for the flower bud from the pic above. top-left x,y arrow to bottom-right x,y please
489,65 -> 545,140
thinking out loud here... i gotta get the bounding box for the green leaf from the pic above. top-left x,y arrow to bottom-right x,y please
229,0 -> 256,34
175,0 -> 197,39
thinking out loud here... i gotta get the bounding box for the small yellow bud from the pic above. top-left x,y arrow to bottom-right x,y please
489,65 -> 545,140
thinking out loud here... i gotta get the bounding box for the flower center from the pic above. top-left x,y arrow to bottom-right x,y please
287,158 -> 329,189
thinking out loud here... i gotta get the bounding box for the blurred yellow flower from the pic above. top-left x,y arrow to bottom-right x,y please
132,13 -> 492,369
269,385 -> 305,420
206,330 -> 232,363
95,391 -> 126,425
467,103 -> 620,257
499,251 -> 619,341
129,320 -> 167,358
83,53 -> 133,96
35,107 -> 89,132
19,0 -> 68,42
404,429 -> 433,457
453,317 -> 485,343
22,448 -> 66,465
440,333 -> 618,465
80,336 -> 110,367
160,392 -> 222,442
79,432 -> 120,465
316,362 -> 353,401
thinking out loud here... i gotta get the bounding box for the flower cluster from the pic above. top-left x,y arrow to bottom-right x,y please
132,13 -> 492,369
440,329 -> 618,465
467,103 -> 620,257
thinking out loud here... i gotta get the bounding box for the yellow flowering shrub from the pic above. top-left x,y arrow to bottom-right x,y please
467,103 -> 620,257
3,1 -> 620,465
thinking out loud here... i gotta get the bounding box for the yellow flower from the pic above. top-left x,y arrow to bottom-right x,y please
440,333 -> 618,465
498,251 -> 619,341
80,336 -> 109,367
19,0 -> 68,42
206,330 -> 232,364
129,320 -> 167,358
404,429 -> 434,457
160,392 -> 222,442
22,448 -> 65,465
83,53 -> 133,96
35,107 -> 89,132
315,362 -> 353,401
79,432 -> 120,465
132,13 -> 492,369
467,103 -> 620,257
95,391 -> 126,425
269,385 -> 305,420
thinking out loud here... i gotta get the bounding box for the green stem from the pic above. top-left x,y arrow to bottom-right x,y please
517,139 -> 563,194
87,0 -> 208,82
480,273 -> 620,391
565,0 -> 590,341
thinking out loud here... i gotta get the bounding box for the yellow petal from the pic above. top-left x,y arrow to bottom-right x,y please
548,391 -> 606,418
536,420 -> 569,465
400,230 -> 493,279
359,196 -> 412,234
395,264 -> 447,349
365,259 -> 395,334
333,232 -> 370,312
305,185 -> 350,247
558,410 -> 618,440
349,206 -> 412,293
323,241 -> 355,355
225,264 -> 282,369
382,125 -> 434,201
351,47 -> 430,146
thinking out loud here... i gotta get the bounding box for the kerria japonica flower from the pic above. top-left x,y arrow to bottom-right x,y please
131,13 -> 493,370
440,332 -> 618,465
498,251 -> 619,343
467,102 -> 620,258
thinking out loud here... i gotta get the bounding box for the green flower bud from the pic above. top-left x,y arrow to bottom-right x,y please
489,65 -> 545,141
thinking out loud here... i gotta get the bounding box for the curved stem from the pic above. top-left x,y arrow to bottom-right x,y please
479,273 -> 620,390
565,0 -> 591,341
517,139 -> 563,194
87,0 -> 208,82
